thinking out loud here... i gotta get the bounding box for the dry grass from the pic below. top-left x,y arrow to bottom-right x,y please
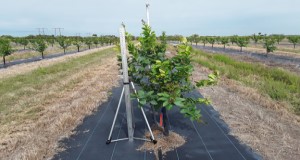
138,125 -> 185,160
0,46 -> 113,79
0,49 -> 119,160
192,63 -> 300,160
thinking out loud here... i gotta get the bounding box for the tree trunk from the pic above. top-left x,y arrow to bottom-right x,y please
77,46 -> 80,52
42,52 -> 44,59
196,42 -> 198,46
204,43 -> 206,47
151,106 -> 158,124
3,56 -> 6,65
161,107 -> 169,136
64,48 -> 66,54
24,45 -> 26,50
224,44 -> 226,49
89,45 -> 91,49
212,44 -> 214,48
240,47 -> 243,52
294,44 -> 296,49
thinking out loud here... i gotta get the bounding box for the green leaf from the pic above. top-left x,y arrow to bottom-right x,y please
174,100 -> 184,107
150,100 -> 158,105
163,100 -> 169,107
139,100 -> 147,105
166,104 -> 173,110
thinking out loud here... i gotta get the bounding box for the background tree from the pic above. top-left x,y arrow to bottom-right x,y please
57,36 -> 72,54
287,36 -> 299,49
84,37 -> 93,49
187,36 -> 193,45
263,37 -> 277,55
93,37 -> 99,48
207,37 -> 216,48
201,36 -> 208,47
31,39 -> 47,59
18,38 -> 29,50
230,35 -> 238,45
251,33 -> 262,45
0,38 -> 13,65
191,34 -> 200,46
220,37 -> 229,49
73,37 -> 83,52
236,36 -> 250,52
272,34 -> 285,45
47,38 -> 55,47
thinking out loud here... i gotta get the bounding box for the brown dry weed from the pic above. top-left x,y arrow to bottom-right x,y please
192,63 -> 300,160
138,125 -> 185,160
0,51 -> 119,160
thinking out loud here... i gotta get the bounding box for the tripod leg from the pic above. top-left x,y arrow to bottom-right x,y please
130,82 -> 156,144
141,107 -> 157,144
106,87 -> 125,144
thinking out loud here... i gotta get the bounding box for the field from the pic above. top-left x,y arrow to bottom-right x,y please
1,33 -> 300,160
0,47 -> 119,159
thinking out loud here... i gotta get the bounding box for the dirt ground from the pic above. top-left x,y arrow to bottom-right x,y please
192,63 -> 300,160
0,48 -> 119,160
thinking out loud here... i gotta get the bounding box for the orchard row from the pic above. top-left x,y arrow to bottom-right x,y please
0,35 -> 118,65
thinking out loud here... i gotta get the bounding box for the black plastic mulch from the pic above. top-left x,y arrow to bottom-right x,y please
53,86 -> 262,160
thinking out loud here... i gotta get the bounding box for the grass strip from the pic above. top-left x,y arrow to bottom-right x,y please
192,49 -> 300,114
0,47 -> 115,117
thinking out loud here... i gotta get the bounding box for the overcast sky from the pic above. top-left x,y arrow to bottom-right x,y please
0,0 -> 299,36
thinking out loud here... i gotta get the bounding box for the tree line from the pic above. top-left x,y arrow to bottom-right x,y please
0,35 -> 118,65
166,34 -> 300,55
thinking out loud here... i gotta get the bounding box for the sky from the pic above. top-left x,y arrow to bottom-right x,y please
0,0 -> 299,37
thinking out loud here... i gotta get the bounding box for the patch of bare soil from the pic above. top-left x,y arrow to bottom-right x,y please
213,43 -> 300,59
226,53 -> 300,75
0,46 -> 113,79
138,125 -> 185,160
192,63 -> 300,160
0,53 -> 119,159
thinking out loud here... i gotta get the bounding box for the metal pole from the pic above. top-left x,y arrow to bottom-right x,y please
119,26 -> 134,142
146,2 -> 150,26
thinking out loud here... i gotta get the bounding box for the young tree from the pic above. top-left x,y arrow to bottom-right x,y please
57,37 -> 72,54
187,36 -> 193,45
236,36 -> 249,52
207,37 -> 216,48
73,38 -> 83,52
0,39 -> 13,65
127,24 -> 218,136
230,35 -> 238,45
251,33 -> 262,45
287,36 -> 299,49
47,38 -> 55,47
191,34 -> 200,46
263,37 -> 277,55
84,37 -> 93,49
272,34 -> 285,45
201,36 -> 208,47
31,39 -> 47,59
18,38 -> 29,50
93,37 -> 100,48
220,37 -> 229,49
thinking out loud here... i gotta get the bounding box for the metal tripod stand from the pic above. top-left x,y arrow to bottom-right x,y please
106,81 -> 157,144
106,25 -> 156,145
